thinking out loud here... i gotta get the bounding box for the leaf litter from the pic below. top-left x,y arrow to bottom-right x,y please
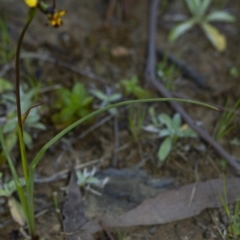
62,177 -> 240,239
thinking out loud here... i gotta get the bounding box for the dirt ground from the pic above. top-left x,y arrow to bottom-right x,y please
0,0 -> 240,239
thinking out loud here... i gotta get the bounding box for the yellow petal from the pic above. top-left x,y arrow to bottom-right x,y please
58,10 -> 66,17
24,0 -> 38,8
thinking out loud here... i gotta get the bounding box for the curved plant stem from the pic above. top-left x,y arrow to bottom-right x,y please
15,8 -> 37,238
15,8 -> 37,129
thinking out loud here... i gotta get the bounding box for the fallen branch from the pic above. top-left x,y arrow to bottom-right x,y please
145,0 -> 240,173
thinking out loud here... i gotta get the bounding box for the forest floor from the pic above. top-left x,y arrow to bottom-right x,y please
1,0 -> 240,239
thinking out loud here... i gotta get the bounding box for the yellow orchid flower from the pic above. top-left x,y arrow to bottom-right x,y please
24,0 -> 38,8
47,10 -> 66,27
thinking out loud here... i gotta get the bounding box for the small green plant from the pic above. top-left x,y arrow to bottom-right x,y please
0,173 -> 26,226
128,106 -> 146,141
0,18 -> 15,64
214,97 -> 240,141
157,57 -> 178,91
169,0 -> 235,52
229,67 -> 239,78
120,75 -> 152,99
1,85 -> 45,150
117,231 -> 127,240
75,168 -> 109,196
218,176 -> 240,240
144,108 -> 197,161
90,88 -> 122,115
76,168 -> 101,187
52,82 -> 94,127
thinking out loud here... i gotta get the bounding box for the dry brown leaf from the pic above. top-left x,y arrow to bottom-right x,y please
8,197 -> 26,227
111,46 -> 131,57
81,178 -> 240,235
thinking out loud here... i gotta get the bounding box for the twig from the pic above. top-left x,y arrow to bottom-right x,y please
99,220 -> 115,240
145,0 -> 240,172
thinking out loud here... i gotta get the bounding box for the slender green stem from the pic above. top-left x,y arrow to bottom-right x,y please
0,128 -> 30,232
15,8 -> 37,238
31,98 -> 217,169
17,126 -> 28,182
15,8 -> 36,182
15,8 -> 36,129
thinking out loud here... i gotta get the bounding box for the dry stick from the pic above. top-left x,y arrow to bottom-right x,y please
99,220 -> 115,240
112,116 -> 119,167
145,0 -> 240,172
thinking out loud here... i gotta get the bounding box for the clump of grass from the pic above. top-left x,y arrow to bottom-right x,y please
218,176 -> 240,240
128,105 -> 146,142
214,97 -> 240,141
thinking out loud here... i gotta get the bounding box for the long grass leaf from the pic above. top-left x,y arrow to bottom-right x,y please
31,98 -> 217,169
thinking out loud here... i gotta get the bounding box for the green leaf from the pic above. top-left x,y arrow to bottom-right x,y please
199,0 -> 211,16
90,89 -> 108,101
172,113 -> 181,130
70,94 -> 81,107
25,112 -> 40,124
201,22 -> 226,52
185,0 -> 200,16
108,93 -> 122,102
0,78 -> 13,93
72,83 -> 87,97
158,113 -> 172,130
158,129 -> 170,138
133,87 -> 152,99
59,88 -> 71,106
77,108 -> 90,118
81,96 -> 93,107
8,197 -> 26,226
3,119 -> 17,134
28,122 -> 46,130
179,125 -> 198,138
169,19 -> 197,42
59,108 -> 75,122
4,132 -> 17,151
109,108 -> 118,115
158,137 -> 172,161
23,131 -> 33,148
31,98 -> 218,177
205,11 -> 236,22
86,177 -> 100,184
121,75 -> 138,95
0,189 -> 8,197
